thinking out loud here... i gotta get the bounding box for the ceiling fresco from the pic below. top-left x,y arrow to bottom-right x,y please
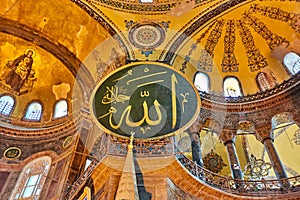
0,33 -> 75,120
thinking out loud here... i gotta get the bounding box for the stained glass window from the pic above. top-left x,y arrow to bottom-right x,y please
24,102 -> 42,121
53,100 -> 68,118
0,95 -> 14,116
223,77 -> 242,97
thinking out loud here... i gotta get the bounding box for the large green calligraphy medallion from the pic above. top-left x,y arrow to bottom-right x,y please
91,62 -> 201,139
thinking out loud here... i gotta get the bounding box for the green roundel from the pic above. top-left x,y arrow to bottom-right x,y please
90,62 -> 201,140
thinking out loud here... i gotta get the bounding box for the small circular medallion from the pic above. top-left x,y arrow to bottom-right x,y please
63,136 -> 74,149
4,147 -> 21,160
129,23 -> 165,49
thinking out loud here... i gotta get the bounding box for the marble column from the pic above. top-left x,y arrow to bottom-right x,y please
256,127 -> 287,180
220,131 -> 243,180
188,120 -> 203,167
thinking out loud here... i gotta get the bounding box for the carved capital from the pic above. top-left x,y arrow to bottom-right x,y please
188,119 -> 203,134
203,118 -> 222,134
219,130 -> 236,144
255,125 -> 272,143
271,112 -> 294,129
237,121 -> 255,134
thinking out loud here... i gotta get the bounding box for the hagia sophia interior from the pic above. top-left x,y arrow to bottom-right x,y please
0,0 -> 300,199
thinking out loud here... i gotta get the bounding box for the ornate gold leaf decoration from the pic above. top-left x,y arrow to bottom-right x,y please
241,12 -> 289,50
203,149 -> 227,173
237,20 -> 267,72
249,4 -> 300,34
222,20 -> 239,72
243,155 -> 272,179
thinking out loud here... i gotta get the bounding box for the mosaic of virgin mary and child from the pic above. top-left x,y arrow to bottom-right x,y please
1,49 -> 37,94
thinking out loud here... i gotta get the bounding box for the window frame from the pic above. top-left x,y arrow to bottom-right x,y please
53,99 -> 68,119
193,72 -> 210,93
23,101 -> 43,121
223,76 -> 243,98
10,156 -> 51,200
0,94 -> 15,116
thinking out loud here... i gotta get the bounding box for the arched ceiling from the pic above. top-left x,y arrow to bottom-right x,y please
0,0 -> 299,120
0,0 -> 124,121
85,0 -> 299,95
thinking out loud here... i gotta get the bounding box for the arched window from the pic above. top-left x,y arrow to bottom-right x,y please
194,72 -> 210,93
256,72 -> 276,92
223,76 -> 242,97
283,52 -> 300,75
0,95 -> 14,116
24,102 -> 42,121
10,156 -> 51,200
53,100 -> 68,118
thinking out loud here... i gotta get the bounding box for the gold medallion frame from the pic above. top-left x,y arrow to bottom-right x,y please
90,61 -> 201,141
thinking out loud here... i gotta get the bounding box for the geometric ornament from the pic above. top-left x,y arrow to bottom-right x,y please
203,149 -> 227,173
126,20 -> 169,57
222,20 -> 239,72
243,154 -> 272,180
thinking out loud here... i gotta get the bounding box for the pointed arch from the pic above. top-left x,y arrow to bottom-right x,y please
193,72 -> 210,93
53,99 -> 68,118
24,102 -> 42,121
0,95 -> 15,116
223,76 -> 243,97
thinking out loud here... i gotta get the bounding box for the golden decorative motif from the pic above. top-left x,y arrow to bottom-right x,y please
237,20 -> 267,72
243,155 -> 272,180
3,147 -> 21,160
222,20 -> 239,72
203,149 -> 227,173
271,112 -> 294,129
250,4 -> 300,34
236,121 -> 255,135
241,12 -> 289,50
293,129 -> 300,145
181,22 -> 215,73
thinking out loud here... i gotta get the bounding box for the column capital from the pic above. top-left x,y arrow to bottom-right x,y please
203,118 -> 222,134
219,130 -> 236,144
188,119 -> 203,134
255,125 -> 272,143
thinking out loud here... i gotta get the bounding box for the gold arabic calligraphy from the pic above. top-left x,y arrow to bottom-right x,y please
98,100 -> 162,129
101,86 -> 130,104
97,67 -> 192,133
